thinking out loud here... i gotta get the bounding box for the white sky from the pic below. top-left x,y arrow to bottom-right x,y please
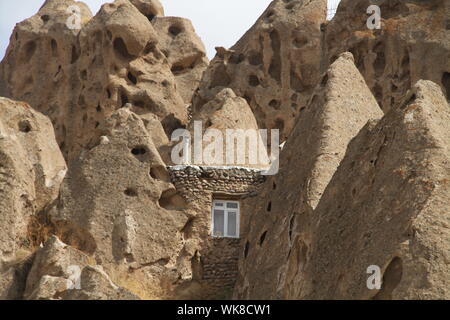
0,0 -> 341,60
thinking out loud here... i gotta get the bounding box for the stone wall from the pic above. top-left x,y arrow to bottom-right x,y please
168,165 -> 265,298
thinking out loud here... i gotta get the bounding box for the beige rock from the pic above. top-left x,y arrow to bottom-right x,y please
234,53 -> 383,299
0,97 -> 66,266
294,80 -> 450,299
193,0 -> 327,140
62,265 -> 140,300
153,16 -> 209,103
325,0 -> 450,112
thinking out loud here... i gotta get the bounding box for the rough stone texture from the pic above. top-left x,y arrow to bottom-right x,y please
168,165 -> 265,299
0,0 -> 208,162
234,53 -> 384,299
193,0 -> 327,141
190,88 -> 268,168
292,80 -> 450,299
153,16 -> 209,104
62,265 -> 140,300
325,0 -> 450,112
0,97 -> 66,266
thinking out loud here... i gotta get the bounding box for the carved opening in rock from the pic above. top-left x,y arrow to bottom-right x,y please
18,120 -> 32,133
169,25 -> 183,37
71,45 -> 80,64
248,52 -> 263,66
106,88 -> 111,99
267,201 -> 272,212
442,72 -> 450,99
171,64 -> 186,75
113,37 -> 133,60
259,231 -> 267,246
374,257 -> 403,300
374,51 -> 386,77
96,104 -> 102,112
229,53 -> 245,64
124,188 -> 138,197
244,241 -> 250,258
293,36 -> 308,48
41,14 -> 50,23
159,189 -> 186,210
248,75 -> 260,87
273,181 -> 277,190
22,41 -> 36,62
120,91 -> 129,107
162,114 -> 185,138
210,65 -> 231,88
269,99 -> 281,110
127,71 -> 137,85
131,146 -> 147,156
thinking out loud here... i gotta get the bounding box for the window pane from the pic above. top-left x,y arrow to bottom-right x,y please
227,211 -> 237,237
226,202 -> 238,209
213,210 -> 224,236
214,202 -> 224,207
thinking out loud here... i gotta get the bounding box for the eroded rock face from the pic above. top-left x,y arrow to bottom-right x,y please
193,0 -> 327,141
294,80 -> 450,299
325,0 -> 450,112
234,53 -> 383,299
0,0 -> 208,162
0,97 -> 66,266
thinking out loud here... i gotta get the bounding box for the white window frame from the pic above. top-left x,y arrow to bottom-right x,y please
211,200 -> 240,238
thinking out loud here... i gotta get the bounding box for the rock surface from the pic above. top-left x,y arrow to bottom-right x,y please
0,97 -> 66,266
193,0 -> 327,141
293,80 -> 450,299
0,0 -> 207,162
234,52 -> 383,299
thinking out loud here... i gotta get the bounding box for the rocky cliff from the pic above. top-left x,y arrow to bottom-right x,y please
0,0 -> 449,300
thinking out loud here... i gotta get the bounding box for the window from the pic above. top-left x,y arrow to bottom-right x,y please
211,200 -> 240,238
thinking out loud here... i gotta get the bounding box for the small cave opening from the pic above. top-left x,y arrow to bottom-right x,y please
124,188 -> 138,197
244,241 -> 250,258
113,37 -> 134,60
131,146 -> 147,156
442,72 -> 450,100
127,71 -> 137,85
267,201 -> 272,212
248,75 -> 260,87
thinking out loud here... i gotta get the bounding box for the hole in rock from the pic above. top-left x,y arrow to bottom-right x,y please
127,71 -> 137,85
244,241 -> 250,258
374,257 -> 403,300
269,99 -> 281,110
113,37 -> 133,60
259,231 -> 268,245
22,41 -> 36,62
18,120 -> 32,133
248,75 -> 260,87
131,146 -> 147,156
267,201 -> 272,212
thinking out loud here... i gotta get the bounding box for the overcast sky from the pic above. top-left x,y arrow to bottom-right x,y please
0,0 -> 341,60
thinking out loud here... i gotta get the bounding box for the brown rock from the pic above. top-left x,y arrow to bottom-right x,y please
193,0 -> 327,140
153,16 -> 209,103
0,97 -> 66,265
234,52 -> 383,299
325,0 -> 450,112
293,80 -> 450,299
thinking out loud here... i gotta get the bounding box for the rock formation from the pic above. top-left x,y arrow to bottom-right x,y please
234,52 -> 384,299
0,0 -> 449,300
325,0 -> 450,111
193,0 -> 327,141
